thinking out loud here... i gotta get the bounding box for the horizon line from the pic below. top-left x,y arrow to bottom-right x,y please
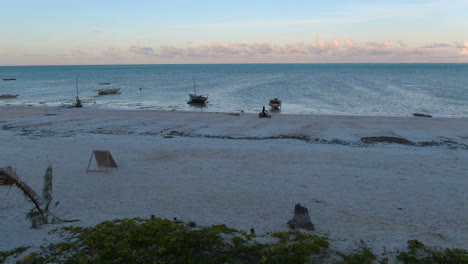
2,62 -> 468,67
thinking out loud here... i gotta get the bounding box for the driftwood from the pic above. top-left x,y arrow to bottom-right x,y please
287,203 -> 315,231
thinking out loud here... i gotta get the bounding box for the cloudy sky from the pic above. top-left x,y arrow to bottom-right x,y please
1,0 -> 468,65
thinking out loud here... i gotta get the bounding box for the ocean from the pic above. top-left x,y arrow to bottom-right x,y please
1,64 -> 467,117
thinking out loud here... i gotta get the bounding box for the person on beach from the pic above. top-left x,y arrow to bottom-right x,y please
259,106 -> 270,118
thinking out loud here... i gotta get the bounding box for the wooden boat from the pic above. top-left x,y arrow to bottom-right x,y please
2,78 -> 16,81
97,88 -> 121,95
0,94 -> 18,99
98,82 -> 110,85
188,76 -> 208,104
189,94 -> 208,104
269,98 -> 282,109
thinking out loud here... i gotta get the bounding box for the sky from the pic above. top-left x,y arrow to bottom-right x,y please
1,0 -> 468,65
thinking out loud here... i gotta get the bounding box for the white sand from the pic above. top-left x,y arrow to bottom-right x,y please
0,105 -> 467,258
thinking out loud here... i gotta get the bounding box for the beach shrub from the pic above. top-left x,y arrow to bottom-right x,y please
11,218 -> 467,264
340,247 -> 377,264
396,239 -> 468,264
18,217 -> 331,264
21,252 -> 37,264
0,246 -> 29,264
259,231 -> 330,264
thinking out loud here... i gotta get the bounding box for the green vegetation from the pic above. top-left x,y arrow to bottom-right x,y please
11,217 -> 330,264
341,247 -> 377,264
0,246 -> 29,264
397,239 -> 468,264
2,219 -> 467,264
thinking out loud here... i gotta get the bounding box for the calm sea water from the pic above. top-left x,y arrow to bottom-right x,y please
1,64 -> 467,117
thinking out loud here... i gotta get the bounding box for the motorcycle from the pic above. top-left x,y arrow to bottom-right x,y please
258,109 -> 271,118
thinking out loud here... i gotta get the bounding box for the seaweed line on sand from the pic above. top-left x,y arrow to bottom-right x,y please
167,131 -> 468,150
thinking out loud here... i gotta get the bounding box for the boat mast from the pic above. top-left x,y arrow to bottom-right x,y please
76,76 -> 79,97
192,75 -> 197,95
74,75 -> 82,107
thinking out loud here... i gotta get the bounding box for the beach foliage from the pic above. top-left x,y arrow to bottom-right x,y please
4,217 -> 467,264
0,165 -> 63,228
396,239 -> 468,264
16,217 -> 330,264
0,246 -> 29,264
340,247 -> 377,264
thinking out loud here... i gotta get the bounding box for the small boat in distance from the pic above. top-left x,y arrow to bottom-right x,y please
3,78 -> 16,81
0,94 -> 18,99
188,76 -> 208,104
97,88 -> 121,95
269,98 -> 282,109
98,82 -> 111,85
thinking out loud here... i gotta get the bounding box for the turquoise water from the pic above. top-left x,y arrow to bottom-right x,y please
0,64 -> 467,117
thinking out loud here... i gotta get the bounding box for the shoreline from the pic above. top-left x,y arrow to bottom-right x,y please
1,103 -> 467,119
1,105 -> 467,147
1,104 -> 467,256
2,102 -> 468,119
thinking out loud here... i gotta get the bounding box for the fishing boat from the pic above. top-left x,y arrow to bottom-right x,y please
269,98 -> 282,109
189,93 -> 208,104
188,76 -> 208,104
97,88 -> 121,95
0,94 -> 18,99
2,78 -> 16,81
98,82 -> 110,85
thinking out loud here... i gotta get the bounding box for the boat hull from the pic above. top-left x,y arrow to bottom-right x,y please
269,99 -> 282,109
189,94 -> 208,104
269,103 -> 281,109
98,88 -> 121,95
0,94 -> 18,99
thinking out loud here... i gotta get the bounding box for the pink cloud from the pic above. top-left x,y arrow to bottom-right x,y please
129,44 -> 155,56
420,43 -> 451,49
316,38 -> 326,49
199,42 -> 247,55
283,42 -> 312,54
341,41 -> 395,56
113,39 -> 467,63
365,41 -> 392,49
331,39 -> 340,49
159,46 -> 185,57
459,41 -> 468,55
160,42 -> 272,57
314,38 -> 341,53
248,43 -> 273,54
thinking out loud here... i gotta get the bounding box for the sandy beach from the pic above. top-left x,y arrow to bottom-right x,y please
0,105 -> 467,258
